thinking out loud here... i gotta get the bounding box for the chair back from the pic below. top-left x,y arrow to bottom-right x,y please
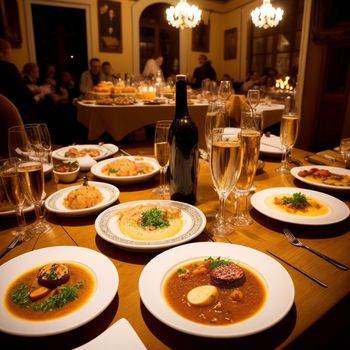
0,94 -> 24,159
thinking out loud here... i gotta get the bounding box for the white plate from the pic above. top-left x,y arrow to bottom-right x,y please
73,318 -> 146,350
290,166 -> 350,191
259,134 -> 283,155
0,246 -> 119,336
251,187 -> 349,225
43,163 -> 53,175
95,200 -> 206,252
139,242 -> 294,338
52,144 -> 118,161
91,156 -> 160,184
45,181 -> 119,217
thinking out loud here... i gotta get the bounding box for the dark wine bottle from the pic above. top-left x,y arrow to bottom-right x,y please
168,74 -> 199,205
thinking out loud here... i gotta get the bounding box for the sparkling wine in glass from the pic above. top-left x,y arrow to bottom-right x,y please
276,94 -> 300,173
247,89 -> 260,112
0,158 -> 32,241
218,80 -> 233,101
231,111 -> 262,226
208,128 -> 242,236
153,120 -> 171,198
8,125 -> 50,234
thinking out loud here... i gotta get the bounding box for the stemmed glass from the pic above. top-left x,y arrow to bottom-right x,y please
0,158 -> 32,241
218,80 -> 233,101
247,89 -> 260,112
231,110 -> 263,226
153,120 -> 171,198
340,138 -> 350,169
207,127 -> 242,236
38,123 -> 52,168
8,125 -> 50,234
205,101 -> 229,153
276,94 -> 300,173
201,79 -> 217,102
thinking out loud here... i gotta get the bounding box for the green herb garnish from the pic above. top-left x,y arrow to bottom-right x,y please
205,257 -> 232,268
177,268 -> 188,275
108,168 -> 118,174
282,192 -> 309,209
33,281 -> 84,312
11,283 -> 32,308
140,208 -> 170,229
11,281 -> 84,312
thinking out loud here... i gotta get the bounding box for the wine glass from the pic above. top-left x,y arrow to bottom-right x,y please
201,79 -> 217,102
8,125 -> 50,234
207,127 -> 242,236
276,94 -> 300,173
153,120 -> 171,198
218,80 -> 233,101
231,110 -> 263,226
340,138 -> 350,169
38,123 -> 52,168
247,89 -> 260,112
0,158 -> 33,241
205,101 -> 229,153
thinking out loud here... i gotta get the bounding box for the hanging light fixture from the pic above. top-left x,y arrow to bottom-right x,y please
251,0 -> 284,29
166,0 -> 202,30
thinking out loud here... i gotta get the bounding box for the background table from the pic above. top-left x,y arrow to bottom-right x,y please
0,147 -> 349,349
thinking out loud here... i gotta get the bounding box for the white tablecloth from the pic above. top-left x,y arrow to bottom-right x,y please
256,103 -> 285,129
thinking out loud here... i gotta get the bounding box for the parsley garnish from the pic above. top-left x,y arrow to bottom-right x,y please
205,257 -> 232,268
11,283 -> 32,308
140,208 -> 170,229
282,192 -> 309,209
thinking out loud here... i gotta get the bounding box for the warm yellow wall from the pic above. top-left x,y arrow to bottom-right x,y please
10,0 -> 261,80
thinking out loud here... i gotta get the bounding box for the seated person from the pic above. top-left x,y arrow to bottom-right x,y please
142,55 -> 164,79
101,61 -> 118,83
79,58 -> 102,96
189,55 -> 217,89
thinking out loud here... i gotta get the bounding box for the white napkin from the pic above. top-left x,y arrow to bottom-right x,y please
73,318 -> 146,350
77,155 -> 97,171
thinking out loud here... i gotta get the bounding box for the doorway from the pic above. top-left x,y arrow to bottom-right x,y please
139,3 -> 179,79
31,4 -> 88,84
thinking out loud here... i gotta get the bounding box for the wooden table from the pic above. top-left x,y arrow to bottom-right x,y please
1,146 -> 349,349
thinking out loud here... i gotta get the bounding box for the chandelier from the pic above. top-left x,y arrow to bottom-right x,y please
166,0 -> 202,30
251,0 -> 284,29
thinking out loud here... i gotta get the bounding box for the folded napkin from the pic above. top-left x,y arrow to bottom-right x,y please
73,318 -> 146,350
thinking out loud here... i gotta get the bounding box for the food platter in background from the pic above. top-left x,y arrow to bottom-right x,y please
45,181 -> 119,217
91,156 -> 160,185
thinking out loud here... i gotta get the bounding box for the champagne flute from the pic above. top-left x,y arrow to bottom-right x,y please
38,123 -> 52,168
0,158 -> 32,241
218,80 -> 233,101
204,101 -> 229,153
201,79 -> 217,102
8,125 -> 50,234
276,94 -> 300,173
340,138 -> 350,169
231,110 -> 263,226
247,89 -> 260,112
153,120 -> 171,198
208,127 -> 242,236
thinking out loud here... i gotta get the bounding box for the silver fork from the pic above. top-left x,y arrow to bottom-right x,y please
0,234 -> 22,259
283,228 -> 348,270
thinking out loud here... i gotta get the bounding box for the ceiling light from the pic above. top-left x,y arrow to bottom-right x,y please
251,0 -> 284,29
166,0 -> 202,30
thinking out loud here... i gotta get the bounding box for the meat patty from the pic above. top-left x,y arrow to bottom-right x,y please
210,263 -> 246,289
38,263 -> 70,288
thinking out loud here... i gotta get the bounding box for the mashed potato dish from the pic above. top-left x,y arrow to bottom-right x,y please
63,185 -> 103,210
102,158 -> 154,177
118,205 -> 183,240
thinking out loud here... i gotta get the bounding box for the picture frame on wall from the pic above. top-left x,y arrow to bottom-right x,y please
192,20 -> 210,52
224,28 -> 237,60
98,0 -> 122,53
0,0 -> 22,48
